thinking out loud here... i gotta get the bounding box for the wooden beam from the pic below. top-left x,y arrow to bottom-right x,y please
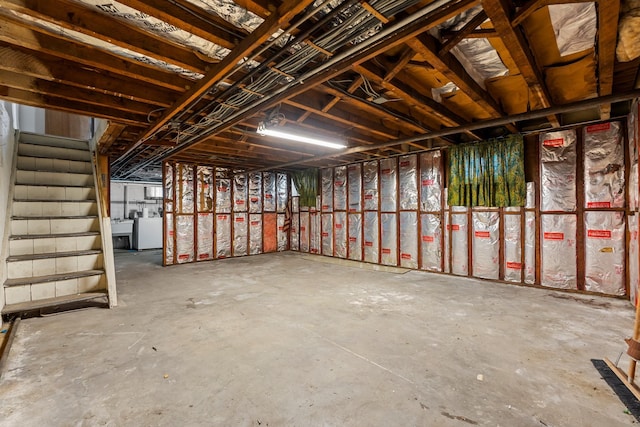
0,0 -> 211,73
597,0 -> 621,119
439,10 -> 487,55
441,28 -> 497,38
130,0 -> 316,154
98,123 -> 126,155
383,47 -> 416,82
511,0 -> 547,27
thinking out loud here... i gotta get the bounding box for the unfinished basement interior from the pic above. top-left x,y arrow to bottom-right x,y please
2,0 -> 640,425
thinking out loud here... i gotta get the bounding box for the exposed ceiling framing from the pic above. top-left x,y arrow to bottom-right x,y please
0,0 -> 638,180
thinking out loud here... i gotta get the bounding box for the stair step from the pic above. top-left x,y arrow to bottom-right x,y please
16,170 -> 93,187
19,132 -> 90,151
12,215 -> 98,220
11,217 -> 100,236
9,233 -> 102,256
1,292 -> 108,315
17,156 -> 92,174
7,251 -> 103,279
18,143 -> 91,162
10,231 -> 100,240
7,249 -> 102,262
12,200 -> 98,217
4,269 -> 105,288
14,185 -> 96,202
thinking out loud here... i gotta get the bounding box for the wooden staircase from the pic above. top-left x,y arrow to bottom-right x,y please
2,132 -> 113,314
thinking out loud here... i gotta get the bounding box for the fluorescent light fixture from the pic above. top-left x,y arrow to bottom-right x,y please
257,126 -> 347,150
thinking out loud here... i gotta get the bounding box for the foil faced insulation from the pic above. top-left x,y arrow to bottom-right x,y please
540,130 -> 577,212
216,178 -> 232,213
263,213 -> 278,253
177,164 -> 194,214
363,160 -> 379,211
309,211 -> 320,254
629,101 -> 639,211
364,211 -> 379,264
525,212 -> 536,284
381,213 -> 398,266
197,213 -> 214,261
584,211 -> 625,295
629,214 -> 639,304
400,212 -> 418,269
322,213 -> 334,256
420,214 -> 442,272
196,166 -> 214,213
399,155 -> 418,210
263,172 -> 276,212
443,212 -> 450,273
548,3 -> 597,56
451,208 -> 468,276
165,213 -> 174,265
249,214 -> 263,255
164,163 -> 174,203
583,122 -> 625,208
541,214 -> 577,289
277,173 -> 288,213
321,168 -> 333,212
334,166 -> 348,211
233,213 -> 248,256
380,158 -> 397,212
277,214 -> 288,252
300,210 -> 310,253
420,151 -> 442,212
348,164 -> 362,213
176,215 -> 194,264
348,213 -> 363,261
233,174 -> 248,212
504,212 -> 522,283
472,211 -> 500,280
526,182 -> 535,209
216,214 -> 231,258
334,212 -> 347,258
249,172 -> 263,213
291,211 -> 300,252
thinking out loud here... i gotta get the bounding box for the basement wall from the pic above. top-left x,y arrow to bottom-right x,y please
0,101 -> 16,312
294,116 -> 639,299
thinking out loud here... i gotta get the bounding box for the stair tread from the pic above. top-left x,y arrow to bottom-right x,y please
19,142 -> 90,153
17,168 -> 92,175
10,231 -> 100,240
12,215 -> 98,220
4,269 -> 105,287
14,183 -> 94,188
1,292 -> 108,315
7,249 -> 102,262
13,199 -> 96,203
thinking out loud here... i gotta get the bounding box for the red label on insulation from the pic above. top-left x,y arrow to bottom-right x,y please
382,248 -> 391,254
422,235 -> 435,242
544,232 -> 564,240
507,262 -> 522,269
587,123 -> 611,133
474,231 -> 490,238
543,138 -> 564,147
401,253 -> 412,259
587,201 -> 611,208
588,229 -> 612,238
422,179 -> 434,186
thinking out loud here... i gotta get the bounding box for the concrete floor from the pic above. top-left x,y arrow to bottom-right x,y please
0,250 -> 638,426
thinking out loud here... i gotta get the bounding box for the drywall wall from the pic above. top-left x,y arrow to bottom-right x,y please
0,101 -> 16,312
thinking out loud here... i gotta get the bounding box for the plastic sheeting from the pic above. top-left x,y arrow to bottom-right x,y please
233,213 -> 248,256
583,122 -> 625,208
290,211 -> 300,251
321,169 -> 333,212
540,130 -> 577,212
249,214 -> 262,255
420,214 -> 442,272
348,213 -> 363,261
399,155 -> 418,210
196,166 -> 214,213
334,166 -> 347,211
504,213 -> 522,282
263,172 -> 276,212
176,215 -> 194,264
177,164 -> 195,213
525,212 -> 536,284
276,173 -> 288,213
248,173 -> 262,213
233,174 -> 248,212
584,211 -> 625,295
629,214 -> 639,304
363,160 -> 379,211
216,178 -> 232,213
472,211 -> 499,280
263,213 -> 277,253
165,213 -> 174,265
216,214 -> 231,258
380,158 -> 397,212
400,212 -> 418,269
420,151 -> 442,212
277,214 -> 288,252
322,213 -> 334,256
381,213 -> 398,266
364,211 -> 379,264
334,212 -> 347,259
348,164 -> 362,213
197,213 -> 214,261
541,214 -> 577,289
300,210 -> 310,253
548,3 -> 597,57
451,212 -> 468,276
310,211 -> 321,254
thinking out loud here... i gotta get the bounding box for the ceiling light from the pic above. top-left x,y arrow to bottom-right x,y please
257,125 -> 347,150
